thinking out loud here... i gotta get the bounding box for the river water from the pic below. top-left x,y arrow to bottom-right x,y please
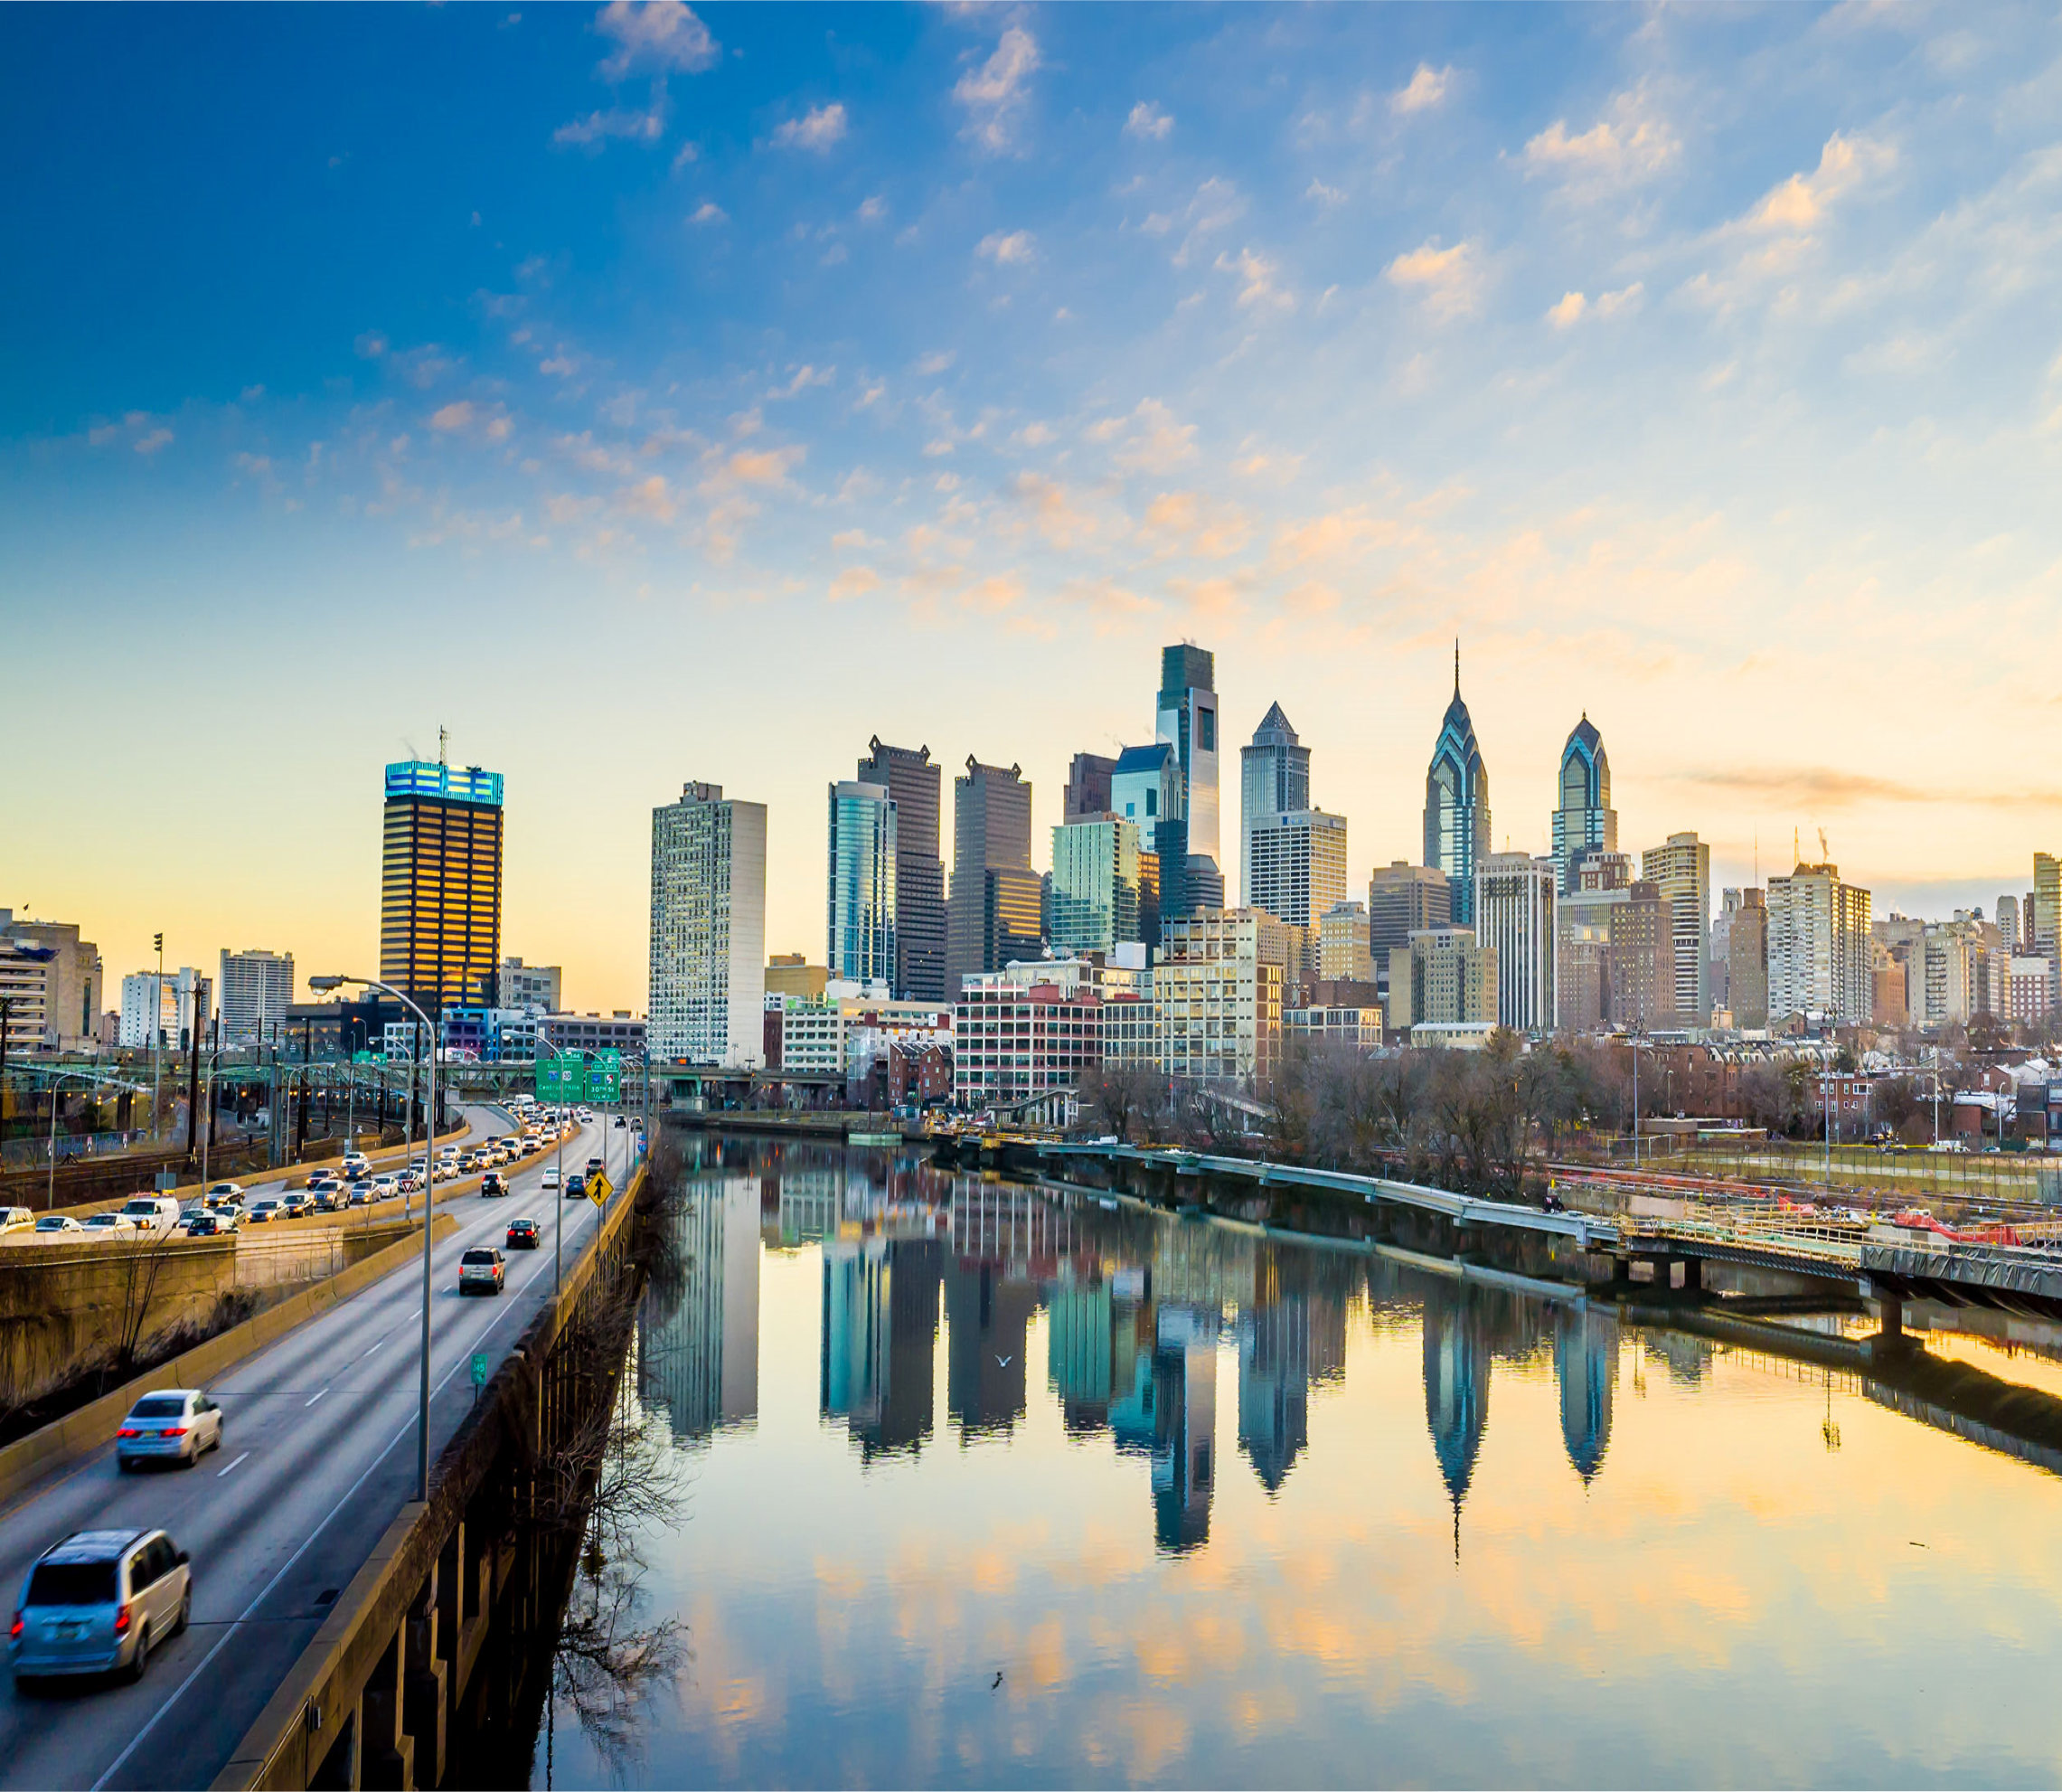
533,1137 -> 2062,1787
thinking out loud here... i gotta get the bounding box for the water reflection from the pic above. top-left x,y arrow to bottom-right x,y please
547,1135 -> 2062,1788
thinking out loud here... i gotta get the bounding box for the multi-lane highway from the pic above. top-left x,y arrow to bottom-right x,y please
0,1106 -> 632,1790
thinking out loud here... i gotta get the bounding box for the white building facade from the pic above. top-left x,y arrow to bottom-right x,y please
649,782 -> 767,1070
1473,853 -> 1557,1033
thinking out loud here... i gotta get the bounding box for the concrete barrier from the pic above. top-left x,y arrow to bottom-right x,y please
0,1213 -> 458,1511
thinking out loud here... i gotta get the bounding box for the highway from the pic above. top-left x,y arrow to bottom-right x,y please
0,1104 -> 634,1790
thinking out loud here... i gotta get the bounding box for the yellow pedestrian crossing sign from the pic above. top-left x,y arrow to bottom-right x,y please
588,1169 -> 613,1206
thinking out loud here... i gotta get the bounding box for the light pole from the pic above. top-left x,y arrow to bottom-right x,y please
312,974 -> 438,1502
46,1070 -> 146,1211
151,931 -> 165,1144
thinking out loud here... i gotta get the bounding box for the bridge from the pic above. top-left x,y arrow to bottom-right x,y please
1018,1142 -> 2062,1326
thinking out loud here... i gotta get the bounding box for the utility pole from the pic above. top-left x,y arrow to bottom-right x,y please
151,931 -> 165,1144
184,995 -> 202,1163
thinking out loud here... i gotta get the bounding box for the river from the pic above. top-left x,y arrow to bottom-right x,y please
531,1135 -> 2062,1787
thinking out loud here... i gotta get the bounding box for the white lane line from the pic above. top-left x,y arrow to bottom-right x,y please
216,1451 -> 250,1478
90,1184 -> 564,1792
362,1338 -> 385,1359
304,1387 -> 328,1409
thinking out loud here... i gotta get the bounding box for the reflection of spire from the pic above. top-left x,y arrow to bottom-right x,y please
1422,1286 -> 1490,1549
1150,1304 -> 1219,1554
1238,1295 -> 1309,1494
1554,1303 -> 1617,1485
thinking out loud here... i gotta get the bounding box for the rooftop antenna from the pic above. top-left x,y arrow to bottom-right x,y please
438,725 -> 448,769
1454,638 -> 1461,695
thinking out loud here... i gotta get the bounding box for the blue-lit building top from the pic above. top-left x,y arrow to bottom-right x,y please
384,761 -> 504,806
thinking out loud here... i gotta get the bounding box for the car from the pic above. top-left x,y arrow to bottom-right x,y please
116,1390 -> 224,1469
480,1172 -> 509,1198
277,1191 -> 310,1218
613,1116 -> 626,1129
565,1174 -> 586,1201
305,1173 -> 340,1194
308,1185 -> 344,1212
505,1217 -> 541,1250
372,1174 -> 400,1197
340,1153 -> 372,1179
541,1167 -> 560,1192
117,1196 -> 184,1240
397,1169 -> 423,1194
33,1215 -> 82,1236
245,1199 -> 283,1224
203,1182 -> 244,1203
458,1247 -> 506,1296
586,1157 -> 605,1177
82,1213 -> 138,1236
0,1206 -> 33,1236
9,1528 -> 192,1683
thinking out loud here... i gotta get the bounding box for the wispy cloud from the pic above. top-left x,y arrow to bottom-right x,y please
976,230 -> 1035,266
1522,88 -> 1679,191
1391,63 -> 1451,116
773,102 -> 848,152
1124,101 -> 1173,142
954,25 -> 1039,153
554,98 -> 667,149
687,199 -> 726,225
1385,238 -> 1482,319
594,1 -> 717,80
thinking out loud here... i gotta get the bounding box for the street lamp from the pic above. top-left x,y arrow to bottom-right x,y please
45,1069 -> 148,1211
311,973 -> 438,1502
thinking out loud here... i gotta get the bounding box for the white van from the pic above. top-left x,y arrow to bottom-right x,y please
0,1207 -> 33,1237
116,1196 -> 184,1240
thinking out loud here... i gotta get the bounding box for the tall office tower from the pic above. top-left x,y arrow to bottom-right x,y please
856,739 -> 944,1002
649,781 -> 767,1070
218,948 -> 295,1040
1474,854 -> 1558,1034
1246,811 -> 1348,929
1606,882 -> 1676,1030
1369,862 -> 1453,970
1110,742 -> 1180,857
2027,889 -> 2039,952
1424,646 -> 1490,926
1239,703 -> 1312,905
2035,854 -> 2062,1006
1319,900 -> 1374,983
1049,816 -> 1144,956
1064,752 -> 1118,822
1155,644 -> 1222,922
1709,890 -> 1738,1014
1550,715 -> 1616,894
1729,890 -> 1768,1031
1766,862 -> 1872,1027
1641,831 -> 1711,1023
1998,896 -> 2021,960
946,759 -> 1040,993
826,780 -> 898,988
379,759 -> 504,1014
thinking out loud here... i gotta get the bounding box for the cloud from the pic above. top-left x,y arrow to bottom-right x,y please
539,353 -> 577,376
977,230 -> 1035,266
830,528 -> 880,551
1548,281 -> 1644,328
914,349 -> 956,376
1522,89 -> 1679,190
857,194 -> 887,223
1391,63 -> 1451,115
687,200 -> 727,225
554,99 -> 668,149
709,444 -> 804,487
1662,765 -> 2062,811
959,573 -> 1025,614
134,428 -> 174,457
1737,131 -> 1897,234
595,1 -> 717,80
770,363 -> 833,399
617,474 -> 677,523
954,25 -> 1039,153
1141,490 -> 1250,560
354,331 -> 389,359
1385,238 -> 1483,320
1216,246 -> 1294,312
430,401 -> 476,432
1125,101 -> 1173,142
1010,472 -> 1105,550
773,102 -> 847,152
428,400 -> 512,442
1305,178 -> 1346,207
1093,397 -> 1198,474
828,564 -> 881,601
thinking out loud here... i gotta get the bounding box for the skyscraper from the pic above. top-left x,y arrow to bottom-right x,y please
1369,862 -> 1453,973
1050,815 -> 1144,956
826,781 -> 898,988
1245,811 -> 1348,929
1767,862 -> 1871,1027
856,739 -> 945,1002
379,759 -> 504,1014
1239,702 -> 1310,905
2034,854 -> 2061,1010
1550,716 -> 1616,894
218,948 -> 295,1040
1729,889 -> 1769,1031
1474,854 -> 1557,1033
1423,647 -> 1490,926
1063,751 -> 1118,822
1110,742 -> 1179,856
945,759 -> 1040,993
1156,644 -> 1222,920
648,781 -> 767,1070
1641,831 -> 1711,1023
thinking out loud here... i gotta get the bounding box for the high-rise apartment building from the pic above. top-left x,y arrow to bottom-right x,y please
1550,716 -> 1616,894
1050,816 -> 1145,957
218,948 -> 295,1040
946,759 -> 1040,994
1063,752 -> 1118,822
379,759 -> 504,1014
2033,854 -> 2061,1011
118,967 -> 211,1051
1729,890 -> 1768,1030
857,740 -> 945,1002
1156,909 -> 1286,1083
1318,901 -> 1374,984
827,780 -> 898,988
649,781 -> 767,1069
1766,863 -> 1872,1027
1369,863 -> 1453,973
1998,895 -> 2021,959
1388,929 -> 1496,1033
1709,889 -> 1739,1015
1156,644 -> 1222,921
1424,648 -> 1490,925
1474,854 -> 1557,1034
1239,703 -> 1311,904
1606,882 -> 1675,1031
1246,811 -> 1348,929
1641,831 -> 1711,1023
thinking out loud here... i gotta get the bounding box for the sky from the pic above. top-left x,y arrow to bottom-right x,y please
5,2 -> 2062,1015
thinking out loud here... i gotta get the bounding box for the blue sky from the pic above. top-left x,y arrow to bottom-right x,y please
6,3 -> 2062,1010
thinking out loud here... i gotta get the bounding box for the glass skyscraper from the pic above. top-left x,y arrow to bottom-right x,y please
826,779 -> 898,987
1423,649 -> 1490,927
379,759 -> 504,1014
1156,644 -> 1222,921
1550,715 -> 1616,895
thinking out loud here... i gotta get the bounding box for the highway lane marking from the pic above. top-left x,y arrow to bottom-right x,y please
216,1451 -> 250,1478
362,1338 -> 385,1358
304,1387 -> 328,1408
89,1192 -> 589,1792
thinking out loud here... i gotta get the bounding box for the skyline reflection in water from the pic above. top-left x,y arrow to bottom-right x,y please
538,1137 -> 2062,1788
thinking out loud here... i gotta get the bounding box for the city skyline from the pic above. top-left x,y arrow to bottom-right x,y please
9,4 -> 2062,1010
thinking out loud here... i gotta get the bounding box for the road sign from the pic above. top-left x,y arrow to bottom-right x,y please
588,1169 -> 612,1207
470,1352 -> 490,1389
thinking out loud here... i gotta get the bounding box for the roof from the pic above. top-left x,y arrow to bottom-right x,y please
44,1530 -> 146,1563
1112,741 -> 1174,774
1250,701 -> 1298,746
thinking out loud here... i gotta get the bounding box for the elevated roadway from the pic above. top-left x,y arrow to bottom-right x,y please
0,1108 -> 636,1790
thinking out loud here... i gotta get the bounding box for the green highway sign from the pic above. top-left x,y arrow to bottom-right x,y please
470,1353 -> 490,1388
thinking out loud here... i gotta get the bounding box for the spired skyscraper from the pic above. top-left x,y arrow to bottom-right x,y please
1156,644 -> 1223,921
1238,702 -> 1310,906
1423,646 -> 1490,927
1550,715 -> 1617,895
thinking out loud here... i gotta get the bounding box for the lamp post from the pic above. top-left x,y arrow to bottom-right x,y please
46,1070 -> 147,1211
312,974 -> 438,1502
151,931 -> 165,1144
